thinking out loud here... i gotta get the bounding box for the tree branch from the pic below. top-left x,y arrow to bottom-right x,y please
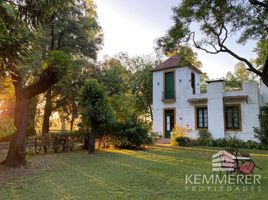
25,67 -> 59,99
249,0 -> 268,8
57,30 -> 65,50
191,32 -> 221,54
221,25 -> 228,45
191,22 -> 263,78
221,44 -> 262,76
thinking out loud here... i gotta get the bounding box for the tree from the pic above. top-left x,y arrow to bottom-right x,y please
127,55 -> 161,121
166,46 -> 202,68
255,40 -> 268,68
200,73 -> 209,93
234,62 -> 251,81
0,0 -> 71,167
96,54 -> 161,123
0,76 -> 15,139
93,57 -> 134,122
96,58 -> 130,96
79,79 -> 114,153
0,0 -> 101,167
224,61 -> 257,91
157,0 -> 268,86
254,105 -> 268,149
41,0 -> 102,135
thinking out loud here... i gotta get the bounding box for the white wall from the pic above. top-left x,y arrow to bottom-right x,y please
225,82 -> 260,141
152,70 -> 164,136
153,67 -> 261,142
152,67 -> 200,137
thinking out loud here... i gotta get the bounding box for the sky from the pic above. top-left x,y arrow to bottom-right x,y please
94,0 -> 257,79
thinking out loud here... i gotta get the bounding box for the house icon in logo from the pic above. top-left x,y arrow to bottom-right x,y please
212,151 -> 236,172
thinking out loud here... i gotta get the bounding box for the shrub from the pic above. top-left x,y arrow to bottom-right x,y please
254,105 -> 268,149
197,130 -> 212,146
79,79 -> 115,153
175,137 -> 191,146
104,120 -> 153,149
171,124 -> 191,146
245,140 -> 259,149
212,138 -> 228,147
210,137 -> 263,150
225,136 -> 245,148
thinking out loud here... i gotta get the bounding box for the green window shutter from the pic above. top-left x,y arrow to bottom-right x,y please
165,72 -> 174,99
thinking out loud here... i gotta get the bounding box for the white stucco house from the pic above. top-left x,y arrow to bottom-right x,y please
152,55 -> 268,142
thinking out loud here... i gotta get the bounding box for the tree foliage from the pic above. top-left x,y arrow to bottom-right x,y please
254,105 -> 268,148
157,0 -> 268,85
39,0 -> 102,134
166,46 -> 202,68
224,61 -> 257,91
200,73 -> 209,93
95,53 -> 160,123
80,79 -> 114,127
79,79 -> 114,153
0,0 -> 102,167
127,55 -> 160,121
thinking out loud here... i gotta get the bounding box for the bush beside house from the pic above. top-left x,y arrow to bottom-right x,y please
254,105 -> 268,149
171,127 -> 266,150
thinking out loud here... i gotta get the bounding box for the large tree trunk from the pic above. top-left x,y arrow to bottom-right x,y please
1,64 -> 61,167
2,85 -> 30,167
70,115 -> 74,131
70,102 -> 77,131
88,133 -> 96,154
88,125 -> 97,154
60,113 -> 66,131
42,89 -> 52,135
26,98 -> 38,136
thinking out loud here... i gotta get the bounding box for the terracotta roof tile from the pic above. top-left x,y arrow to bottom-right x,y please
152,54 -> 202,74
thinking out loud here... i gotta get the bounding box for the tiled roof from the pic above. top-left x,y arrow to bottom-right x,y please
152,54 -> 202,74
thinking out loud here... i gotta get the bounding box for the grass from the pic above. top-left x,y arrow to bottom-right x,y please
0,146 -> 267,200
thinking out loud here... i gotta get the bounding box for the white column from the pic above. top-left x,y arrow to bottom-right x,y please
207,80 -> 225,139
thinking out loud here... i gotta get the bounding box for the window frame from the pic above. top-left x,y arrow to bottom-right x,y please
195,106 -> 208,130
224,104 -> 242,131
162,70 -> 176,103
163,108 -> 176,139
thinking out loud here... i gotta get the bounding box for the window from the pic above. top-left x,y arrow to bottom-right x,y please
225,105 -> 241,130
196,107 -> 208,129
191,72 -> 196,94
164,71 -> 175,100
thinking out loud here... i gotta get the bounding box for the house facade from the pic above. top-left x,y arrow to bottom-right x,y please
152,55 -> 268,141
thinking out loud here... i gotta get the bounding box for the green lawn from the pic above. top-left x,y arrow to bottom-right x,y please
0,146 -> 267,200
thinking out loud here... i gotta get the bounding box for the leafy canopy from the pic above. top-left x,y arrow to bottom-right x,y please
157,0 -> 268,83
79,79 -> 114,126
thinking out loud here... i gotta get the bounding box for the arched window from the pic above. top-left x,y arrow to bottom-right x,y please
191,72 -> 196,94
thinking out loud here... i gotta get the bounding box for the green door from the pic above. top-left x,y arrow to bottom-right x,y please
164,109 -> 175,138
